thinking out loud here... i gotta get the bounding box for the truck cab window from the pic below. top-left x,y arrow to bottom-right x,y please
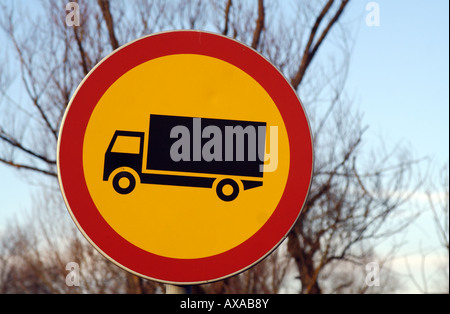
111,135 -> 141,154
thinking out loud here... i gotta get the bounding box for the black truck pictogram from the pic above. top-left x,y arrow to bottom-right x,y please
103,114 -> 266,201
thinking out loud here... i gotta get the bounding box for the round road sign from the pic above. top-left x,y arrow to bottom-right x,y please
57,31 -> 313,285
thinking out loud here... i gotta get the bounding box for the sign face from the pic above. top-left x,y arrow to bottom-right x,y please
57,31 -> 313,284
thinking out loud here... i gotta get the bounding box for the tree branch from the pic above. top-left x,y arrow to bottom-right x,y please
291,0 -> 350,89
73,27 -> 90,76
97,0 -> 119,50
251,0 -> 265,50
0,128 -> 56,165
222,0 -> 233,36
0,157 -> 56,177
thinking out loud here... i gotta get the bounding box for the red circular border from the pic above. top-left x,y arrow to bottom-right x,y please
58,31 -> 313,284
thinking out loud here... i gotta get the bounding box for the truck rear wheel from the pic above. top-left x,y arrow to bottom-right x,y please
112,171 -> 136,195
216,179 -> 239,202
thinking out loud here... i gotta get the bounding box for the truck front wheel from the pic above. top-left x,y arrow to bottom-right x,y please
112,171 -> 136,195
216,179 -> 239,202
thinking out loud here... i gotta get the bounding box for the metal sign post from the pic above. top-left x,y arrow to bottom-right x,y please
166,285 -> 192,294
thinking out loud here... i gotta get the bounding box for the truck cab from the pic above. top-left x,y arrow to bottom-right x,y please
103,131 -> 144,194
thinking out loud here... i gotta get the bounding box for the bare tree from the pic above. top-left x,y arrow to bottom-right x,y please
403,163 -> 449,294
0,186 -> 166,294
0,0 -> 425,293
427,163 -> 449,254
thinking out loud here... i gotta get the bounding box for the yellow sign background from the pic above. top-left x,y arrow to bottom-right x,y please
83,54 -> 290,259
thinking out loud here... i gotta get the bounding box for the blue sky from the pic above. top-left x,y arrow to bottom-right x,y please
340,1 -> 449,292
347,1 -> 449,166
0,1 -> 448,292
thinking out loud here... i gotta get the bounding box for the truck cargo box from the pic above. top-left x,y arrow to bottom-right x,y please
147,114 -> 266,178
